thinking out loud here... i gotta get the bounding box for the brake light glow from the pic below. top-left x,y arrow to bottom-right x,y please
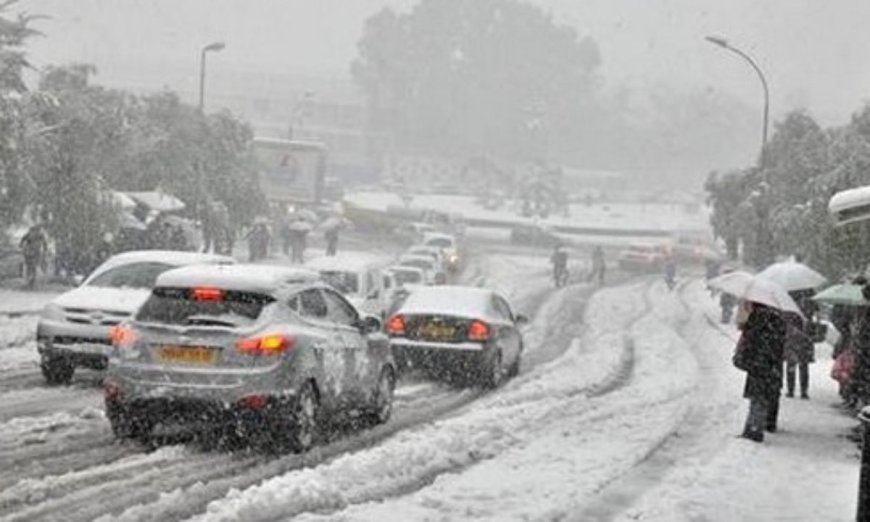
238,394 -> 268,409
386,314 -> 406,336
192,287 -> 224,301
467,319 -> 490,341
104,381 -> 122,401
236,334 -> 295,356
110,325 -> 138,347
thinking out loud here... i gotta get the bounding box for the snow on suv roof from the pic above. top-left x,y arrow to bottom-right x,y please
398,285 -> 497,318
155,264 -> 320,294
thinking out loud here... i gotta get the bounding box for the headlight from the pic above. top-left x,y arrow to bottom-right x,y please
40,303 -> 65,321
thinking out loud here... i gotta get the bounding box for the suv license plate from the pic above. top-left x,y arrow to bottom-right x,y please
157,345 -> 216,365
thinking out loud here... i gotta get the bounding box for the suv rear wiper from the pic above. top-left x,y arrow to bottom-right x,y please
184,316 -> 237,327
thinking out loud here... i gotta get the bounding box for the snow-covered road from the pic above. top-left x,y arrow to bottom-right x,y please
0,250 -> 856,521
0,249 -> 602,522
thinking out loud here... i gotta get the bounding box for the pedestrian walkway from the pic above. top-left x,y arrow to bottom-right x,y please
618,281 -> 858,521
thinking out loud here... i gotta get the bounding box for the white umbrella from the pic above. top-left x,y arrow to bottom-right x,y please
708,270 -> 804,317
288,220 -> 313,232
757,260 -> 826,291
126,191 -> 186,213
291,208 -> 318,223
319,216 -> 352,232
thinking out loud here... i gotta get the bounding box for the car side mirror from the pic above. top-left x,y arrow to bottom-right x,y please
515,314 -> 529,325
358,315 -> 382,334
73,274 -> 84,286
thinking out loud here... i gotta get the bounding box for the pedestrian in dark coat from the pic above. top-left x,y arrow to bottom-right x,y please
734,302 -> 786,442
20,224 -> 48,289
783,311 -> 813,399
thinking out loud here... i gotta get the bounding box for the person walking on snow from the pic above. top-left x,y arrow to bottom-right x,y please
20,224 -> 48,289
324,226 -> 339,257
588,245 -> 605,286
550,244 -> 568,287
732,301 -> 786,442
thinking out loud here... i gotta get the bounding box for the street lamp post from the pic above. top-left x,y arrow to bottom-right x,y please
198,41 -> 225,113
705,36 -> 769,167
705,35 -> 773,266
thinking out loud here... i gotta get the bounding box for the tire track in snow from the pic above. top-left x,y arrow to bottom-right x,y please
574,280 -> 728,522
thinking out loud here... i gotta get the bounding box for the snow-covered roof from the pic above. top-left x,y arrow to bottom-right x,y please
88,250 -> 235,279
306,253 -> 391,273
397,285 -> 497,319
155,264 -> 320,294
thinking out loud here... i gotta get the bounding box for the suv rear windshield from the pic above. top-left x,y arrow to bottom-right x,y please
136,287 -> 274,327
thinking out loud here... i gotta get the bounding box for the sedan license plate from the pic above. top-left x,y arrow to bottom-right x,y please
420,322 -> 455,341
157,345 -> 217,365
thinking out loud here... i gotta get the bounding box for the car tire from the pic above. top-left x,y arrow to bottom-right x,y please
108,407 -> 153,442
481,349 -> 505,389
41,358 -> 74,385
365,367 -> 396,425
290,382 -> 320,453
507,350 -> 522,378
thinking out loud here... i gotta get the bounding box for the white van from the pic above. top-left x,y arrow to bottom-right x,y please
306,254 -> 392,317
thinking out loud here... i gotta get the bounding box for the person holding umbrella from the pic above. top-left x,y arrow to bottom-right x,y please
758,259 -> 827,400
709,271 -> 800,441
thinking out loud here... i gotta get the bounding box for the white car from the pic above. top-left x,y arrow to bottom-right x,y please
385,265 -> 426,287
405,245 -> 447,272
397,254 -> 444,285
422,232 -> 461,272
36,250 -> 235,384
307,253 -> 393,318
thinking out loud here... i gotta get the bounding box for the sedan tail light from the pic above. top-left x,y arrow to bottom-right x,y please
235,334 -> 295,356
386,314 -> 406,336
110,325 -> 138,348
467,319 -> 491,341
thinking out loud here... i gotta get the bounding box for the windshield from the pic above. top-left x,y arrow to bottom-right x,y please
400,259 -> 432,271
320,270 -> 360,295
426,237 -> 452,248
87,262 -> 173,289
136,287 -> 273,327
391,269 -> 422,285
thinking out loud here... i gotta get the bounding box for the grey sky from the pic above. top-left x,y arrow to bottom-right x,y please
21,0 -> 870,125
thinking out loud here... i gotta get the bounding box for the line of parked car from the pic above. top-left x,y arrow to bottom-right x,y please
34,229 -> 527,452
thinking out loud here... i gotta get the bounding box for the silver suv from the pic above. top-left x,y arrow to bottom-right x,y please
104,263 -> 396,451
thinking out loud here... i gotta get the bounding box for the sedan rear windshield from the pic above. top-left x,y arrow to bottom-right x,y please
87,262 -> 173,289
392,270 -> 422,285
320,271 -> 359,294
136,287 -> 275,327
401,259 -> 433,271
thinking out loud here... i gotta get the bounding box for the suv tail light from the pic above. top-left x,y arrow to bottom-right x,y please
467,319 -> 491,341
110,325 -> 138,348
236,334 -> 295,356
386,314 -> 406,336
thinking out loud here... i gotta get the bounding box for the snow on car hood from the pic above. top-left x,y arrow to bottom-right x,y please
50,285 -> 153,314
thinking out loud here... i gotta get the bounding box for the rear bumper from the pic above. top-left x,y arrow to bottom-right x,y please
105,393 -> 298,431
37,323 -> 112,370
390,338 -> 487,373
